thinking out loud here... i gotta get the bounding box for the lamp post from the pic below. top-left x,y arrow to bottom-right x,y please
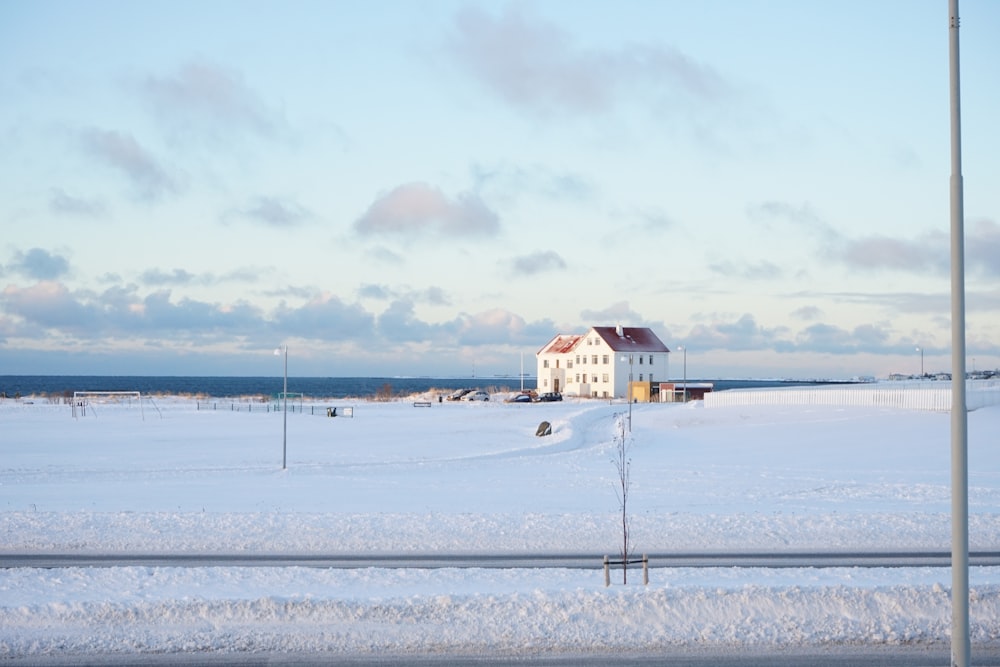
620,353 -> 634,432
274,345 -> 287,470
677,346 -> 687,402
916,346 -> 924,378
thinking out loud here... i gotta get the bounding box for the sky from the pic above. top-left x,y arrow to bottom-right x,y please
1,1 -> 999,380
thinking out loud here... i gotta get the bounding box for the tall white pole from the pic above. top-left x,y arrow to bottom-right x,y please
948,1 -> 969,665
622,354 -> 633,432
283,346 -> 288,470
627,355 -> 632,432
683,348 -> 687,403
275,345 -> 288,470
677,346 -> 687,402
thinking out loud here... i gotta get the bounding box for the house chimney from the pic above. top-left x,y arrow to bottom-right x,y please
616,323 -> 623,337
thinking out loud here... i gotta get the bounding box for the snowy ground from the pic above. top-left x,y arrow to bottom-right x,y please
2,392 -> 1000,659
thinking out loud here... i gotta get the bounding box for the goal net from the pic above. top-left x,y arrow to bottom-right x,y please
72,391 -> 159,419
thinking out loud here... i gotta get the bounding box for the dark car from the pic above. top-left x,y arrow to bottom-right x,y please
509,393 -> 533,403
538,392 -> 562,402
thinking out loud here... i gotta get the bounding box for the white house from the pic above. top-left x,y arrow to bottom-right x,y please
536,326 -> 670,400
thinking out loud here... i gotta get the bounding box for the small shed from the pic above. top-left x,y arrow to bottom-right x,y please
659,382 -> 714,402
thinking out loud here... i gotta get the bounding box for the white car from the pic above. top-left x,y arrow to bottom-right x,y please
464,390 -> 489,401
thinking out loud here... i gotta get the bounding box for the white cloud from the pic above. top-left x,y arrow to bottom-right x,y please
48,189 -> 108,218
229,196 -> 312,228
450,5 -> 729,118
510,251 -> 567,276
140,61 -> 282,138
81,128 -> 179,201
354,183 -> 500,238
6,248 -> 70,280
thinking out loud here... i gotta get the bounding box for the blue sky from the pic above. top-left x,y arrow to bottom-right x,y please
1,1 -> 998,379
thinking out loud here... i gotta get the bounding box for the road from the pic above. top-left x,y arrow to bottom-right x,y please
4,549 -> 1000,569
7,647 -> 1000,667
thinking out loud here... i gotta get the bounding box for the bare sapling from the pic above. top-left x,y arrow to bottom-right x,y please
613,414 -> 633,584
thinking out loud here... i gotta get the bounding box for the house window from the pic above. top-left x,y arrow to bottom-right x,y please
556,360 -> 560,368
639,374 -> 644,381
543,379 -> 549,387
543,360 -> 549,368
575,374 -> 580,383
583,374 -> 588,383
602,373 -> 609,383
591,355 -> 598,364
567,360 -> 573,368
649,355 -> 654,364
639,356 -> 644,365
576,355 -> 581,365
602,355 -> 609,364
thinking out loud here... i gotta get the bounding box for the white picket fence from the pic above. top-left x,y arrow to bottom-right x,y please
704,380 -> 1000,412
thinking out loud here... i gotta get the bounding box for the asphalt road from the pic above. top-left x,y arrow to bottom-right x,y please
4,549 -> 1000,569
7,646 -> 1000,667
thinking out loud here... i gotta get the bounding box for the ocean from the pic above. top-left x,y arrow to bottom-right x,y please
0,376 -> 840,400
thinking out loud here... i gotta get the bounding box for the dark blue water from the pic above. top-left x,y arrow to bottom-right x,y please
0,376 -> 843,399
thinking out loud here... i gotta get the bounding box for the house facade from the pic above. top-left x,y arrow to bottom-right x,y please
536,326 -> 670,400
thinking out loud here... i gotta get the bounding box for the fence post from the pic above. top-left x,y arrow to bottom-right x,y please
604,555 -> 610,587
643,554 -> 649,585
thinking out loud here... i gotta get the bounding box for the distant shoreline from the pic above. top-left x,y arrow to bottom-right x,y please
0,375 -> 862,400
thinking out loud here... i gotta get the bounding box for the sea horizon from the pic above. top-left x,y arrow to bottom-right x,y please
0,374 -> 854,400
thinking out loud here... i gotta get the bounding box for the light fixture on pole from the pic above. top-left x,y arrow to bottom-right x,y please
916,346 -> 924,377
274,345 -> 288,470
620,353 -> 634,432
677,345 -> 687,402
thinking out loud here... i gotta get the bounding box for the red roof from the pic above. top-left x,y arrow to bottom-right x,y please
591,326 -> 670,353
540,334 -> 584,355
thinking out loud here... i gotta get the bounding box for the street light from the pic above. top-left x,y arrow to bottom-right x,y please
677,346 -> 687,402
620,353 -> 634,432
916,346 -> 924,378
274,345 -> 288,469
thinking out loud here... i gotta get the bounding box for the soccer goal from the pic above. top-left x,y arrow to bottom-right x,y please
72,391 -> 161,419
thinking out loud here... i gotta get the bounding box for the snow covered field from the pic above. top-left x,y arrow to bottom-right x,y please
2,391 -> 1000,660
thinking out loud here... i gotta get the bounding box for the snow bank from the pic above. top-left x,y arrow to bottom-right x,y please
3,566 -> 1000,657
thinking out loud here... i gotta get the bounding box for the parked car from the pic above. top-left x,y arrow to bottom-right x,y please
447,388 -> 474,401
464,390 -> 490,401
508,393 -> 533,403
538,392 -> 562,402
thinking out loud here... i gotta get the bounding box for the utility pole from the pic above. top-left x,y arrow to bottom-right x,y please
948,1 -> 970,665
